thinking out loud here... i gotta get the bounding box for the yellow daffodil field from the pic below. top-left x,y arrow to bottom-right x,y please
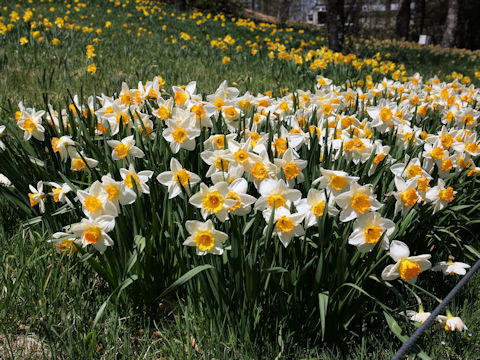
1,0 -> 480,358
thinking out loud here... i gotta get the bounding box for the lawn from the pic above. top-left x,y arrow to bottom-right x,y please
0,0 -> 479,358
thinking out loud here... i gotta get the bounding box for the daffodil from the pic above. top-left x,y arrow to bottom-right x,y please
0,125 -> 5,150
107,135 -> 145,161
183,219 -> 228,255
335,181 -> 382,222
67,148 -> 98,172
48,182 -> 73,207
432,260 -> 470,275
70,215 -> 115,252
51,135 -> 75,162
274,148 -> 307,186
348,212 -> 395,252
77,181 -> 118,218
263,207 -> 305,248
405,307 -> 431,324
437,311 -> 468,332
17,108 -> 46,141
28,181 -> 47,213
162,115 -> 200,153
390,155 -> 431,180
425,179 -> 456,214
119,164 -> 154,195
200,149 -> 235,177
156,157 -> 201,198
295,189 -> 338,228
0,174 -> 12,187
312,168 -> 359,196
254,179 -> 301,212
393,176 -> 420,215
49,232 -> 79,255
381,240 -> 431,283
367,99 -> 399,133
189,182 -> 236,222
101,174 -> 137,211
224,178 -> 256,216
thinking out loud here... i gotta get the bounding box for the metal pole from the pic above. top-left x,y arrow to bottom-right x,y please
392,259 -> 480,360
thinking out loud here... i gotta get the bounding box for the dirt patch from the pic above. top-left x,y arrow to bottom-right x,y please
0,334 -> 52,359
242,9 -> 279,24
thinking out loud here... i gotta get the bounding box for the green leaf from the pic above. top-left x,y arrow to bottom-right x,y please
92,296 -> 111,328
464,245 -> 480,259
158,264 -> 214,299
318,292 -> 329,341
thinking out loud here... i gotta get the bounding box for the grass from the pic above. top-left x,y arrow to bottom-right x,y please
1,204 -> 479,358
1,0 -> 480,358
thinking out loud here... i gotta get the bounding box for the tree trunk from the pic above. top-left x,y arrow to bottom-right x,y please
279,0 -> 293,24
386,0 -> 392,28
417,0 -> 425,34
395,0 -> 411,40
175,0 -> 186,12
327,0 -> 345,53
441,0 -> 459,47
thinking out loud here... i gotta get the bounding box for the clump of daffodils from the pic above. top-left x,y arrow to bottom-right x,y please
8,73 -> 477,316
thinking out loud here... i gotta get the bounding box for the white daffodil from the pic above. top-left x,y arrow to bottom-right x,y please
68,148 -> 99,172
312,168 -> 359,196
263,207 -> 305,248
335,181 -> 382,222
347,212 -> 395,252
390,155 -> 431,181
203,133 -> 237,151
189,182 -> 236,222
49,182 -> 73,207
17,108 -> 46,141
211,164 -> 244,185
156,157 -> 201,199
28,181 -> 47,213
172,81 -> 198,108
153,97 -> 174,121
248,151 -> 278,188
77,181 -> 118,218
437,312 -> 468,332
70,215 -> 115,252
183,219 -> 228,256
423,140 -> 448,172
342,136 -> 374,164
107,135 -> 145,161
51,136 -> 75,162
200,149 -> 235,177
0,125 -> 5,150
0,174 -> 12,187
119,164 -> 154,195
222,105 -> 242,131
228,138 -> 257,172
432,260 -> 470,275
405,308 -> 431,324
49,231 -> 79,255
188,101 -> 216,128
296,189 -> 338,228
367,99 -> 399,133
274,148 -> 307,186
381,240 -> 431,283
425,179 -> 456,214
99,102 -> 132,136
101,174 -> 137,212
393,176 -> 420,215
225,178 -> 257,216
254,179 -> 302,212
162,114 -> 200,153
